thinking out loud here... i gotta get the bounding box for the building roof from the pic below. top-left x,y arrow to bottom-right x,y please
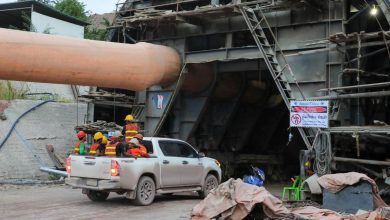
89,12 -> 115,30
0,1 -> 90,26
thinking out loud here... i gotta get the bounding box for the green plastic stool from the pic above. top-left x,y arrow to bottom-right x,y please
282,176 -> 302,201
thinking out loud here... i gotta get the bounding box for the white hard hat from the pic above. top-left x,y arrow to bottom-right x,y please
129,138 -> 139,145
113,131 -> 123,138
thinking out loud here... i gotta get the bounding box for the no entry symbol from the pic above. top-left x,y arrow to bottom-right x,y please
291,114 -> 302,125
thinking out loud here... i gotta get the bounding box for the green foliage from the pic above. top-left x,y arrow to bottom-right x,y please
53,0 -> 88,21
0,81 -> 28,100
85,17 -> 110,41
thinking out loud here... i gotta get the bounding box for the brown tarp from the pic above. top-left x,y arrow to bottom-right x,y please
317,172 -> 387,208
192,176 -> 389,220
191,178 -> 290,220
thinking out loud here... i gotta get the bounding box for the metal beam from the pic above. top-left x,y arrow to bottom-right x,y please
334,156 -> 390,166
376,0 -> 390,25
327,126 -> 390,134
318,82 -> 390,92
308,90 -> 390,100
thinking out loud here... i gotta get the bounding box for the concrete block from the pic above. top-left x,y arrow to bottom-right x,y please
322,182 -> 374,214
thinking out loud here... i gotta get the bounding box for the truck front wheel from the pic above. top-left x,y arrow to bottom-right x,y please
86,190 -> 109,202
198,174 -> 218,198
134,176 -> 156,206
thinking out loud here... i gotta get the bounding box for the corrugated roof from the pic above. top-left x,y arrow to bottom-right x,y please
0,0 -> 90,26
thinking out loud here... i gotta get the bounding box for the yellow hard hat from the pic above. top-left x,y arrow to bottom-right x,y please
125,114 -> 134,121
102,136 -> 108,144
93,132 -> 103,141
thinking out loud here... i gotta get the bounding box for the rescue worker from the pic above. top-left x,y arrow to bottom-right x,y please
105,131 -> 126,157
134,134 -> 148,157
123,114 -> 139,143
90,132 -> 105,156
74,131 -> 87,155
126,137 -> 148,158
100,136 -> 108,155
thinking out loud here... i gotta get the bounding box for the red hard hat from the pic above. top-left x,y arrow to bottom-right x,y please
77,131 -> 86,139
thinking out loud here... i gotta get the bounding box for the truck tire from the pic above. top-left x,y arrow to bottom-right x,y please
134,176 -> 156,206
86,190 -> 109,202
198,174 -> 218,198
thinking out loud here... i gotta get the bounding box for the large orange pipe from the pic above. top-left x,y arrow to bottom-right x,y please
0,28 -> 181,91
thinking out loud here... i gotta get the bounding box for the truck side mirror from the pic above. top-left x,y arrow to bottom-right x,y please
198,152 -> 205,158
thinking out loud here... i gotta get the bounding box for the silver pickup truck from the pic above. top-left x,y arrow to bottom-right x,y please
65,137 -> 221,205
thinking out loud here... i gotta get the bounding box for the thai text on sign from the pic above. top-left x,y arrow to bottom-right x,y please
290,100 -> 329,128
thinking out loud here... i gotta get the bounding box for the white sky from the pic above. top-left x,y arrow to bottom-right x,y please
0,0 -> 118,14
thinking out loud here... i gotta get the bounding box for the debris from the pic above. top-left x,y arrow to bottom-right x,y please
192,174 -> 390,220
191,178 -> 291,219
75,120 -> 122,134
26,136 -> 57,140
0,112 -> 6,120
79,90 -> 135,103
317,172 -> 387,208
323,182 -> 374,214
45,145 -> 65,170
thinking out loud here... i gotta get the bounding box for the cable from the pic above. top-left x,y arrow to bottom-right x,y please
313,131 -> 332,176
0,99 -> 54,150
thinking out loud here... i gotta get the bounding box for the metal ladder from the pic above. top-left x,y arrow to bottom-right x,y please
238,4 -> 317,149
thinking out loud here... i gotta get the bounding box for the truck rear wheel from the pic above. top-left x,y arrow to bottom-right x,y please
134,176 -> 156,206
198,174 -> 218,198
86,190 -> 109,202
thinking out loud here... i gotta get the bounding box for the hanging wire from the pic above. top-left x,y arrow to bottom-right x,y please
313,131 -> 332,176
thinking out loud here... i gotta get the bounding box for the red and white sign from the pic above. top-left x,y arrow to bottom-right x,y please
290,101 -> 329,128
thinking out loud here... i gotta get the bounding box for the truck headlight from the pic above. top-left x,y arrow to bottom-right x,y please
215,160 -> 221,167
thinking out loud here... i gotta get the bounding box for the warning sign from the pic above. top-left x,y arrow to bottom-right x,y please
290,100 -> 329,128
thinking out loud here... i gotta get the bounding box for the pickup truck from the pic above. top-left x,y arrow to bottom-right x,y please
65,137 -> 221,205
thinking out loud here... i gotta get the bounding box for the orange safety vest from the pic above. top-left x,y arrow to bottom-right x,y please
105,142 -> 119,157
128,144 -> 148,157
89,143 -> 100,156
125,124 -> 139,143
74,141 -> 81,155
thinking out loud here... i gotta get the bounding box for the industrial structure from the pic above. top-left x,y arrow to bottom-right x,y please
1,0 -> 390,181
99,0 -> 390,179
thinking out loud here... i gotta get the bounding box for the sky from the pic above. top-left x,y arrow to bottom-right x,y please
0,0 -> 119,14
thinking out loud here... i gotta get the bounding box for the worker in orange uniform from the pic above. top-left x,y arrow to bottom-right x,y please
105,131 -> 126,157
134,134 -> 149,157
122,115 -> 139,143
126,136 -> 149,158
90,132 -> 106,156
74,131 -> 87,155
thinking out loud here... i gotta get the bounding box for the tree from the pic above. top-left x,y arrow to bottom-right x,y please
53,0 -> 88,21
84,17 -> 110,41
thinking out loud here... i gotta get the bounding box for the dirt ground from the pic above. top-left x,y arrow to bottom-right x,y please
0,183 -> 285,220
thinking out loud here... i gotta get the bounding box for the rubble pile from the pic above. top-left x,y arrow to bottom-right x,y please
75,120 -> 122,134
79,90 -> 135,103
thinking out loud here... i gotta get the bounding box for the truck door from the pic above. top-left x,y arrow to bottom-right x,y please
158,141 -> 184,187
175,142 -> 203,186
